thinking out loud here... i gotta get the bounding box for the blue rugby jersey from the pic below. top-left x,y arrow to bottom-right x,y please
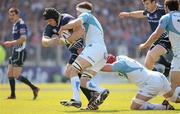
12,18 -> 27,51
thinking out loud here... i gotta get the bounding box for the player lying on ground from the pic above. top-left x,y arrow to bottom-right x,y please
101,54 -> 180,110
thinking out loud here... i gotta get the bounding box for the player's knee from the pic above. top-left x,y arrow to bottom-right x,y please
67,61 -> 83,77
65,67 -> 72,78
131,98 -> 145,110
72,61 -> 83,72
145,55 -> 153,69
130,104 -> 140,110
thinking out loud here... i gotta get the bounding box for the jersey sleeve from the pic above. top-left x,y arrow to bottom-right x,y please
111,61 -> 121,72
43,25 -> 53,38
60,14 -> 74,26
159,14 -> 170,30
19,23 -> 27,36
78,13 -> 90,24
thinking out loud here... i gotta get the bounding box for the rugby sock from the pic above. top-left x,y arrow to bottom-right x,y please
71,76 -> 80,101
8,77 -> 15,97
78,73 -> 94,101
139,102 -> 166,110
86,81 -> 104,93
80,87 -> 94,101
17,75 -> 36,90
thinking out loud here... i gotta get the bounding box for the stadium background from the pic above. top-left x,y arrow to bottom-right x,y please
0,0 -> 164,83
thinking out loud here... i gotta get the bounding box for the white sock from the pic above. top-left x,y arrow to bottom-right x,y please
71,76 -> 80,101
140,102 -> 166,110
86,81 -> 104,93
172,86 -> 180,102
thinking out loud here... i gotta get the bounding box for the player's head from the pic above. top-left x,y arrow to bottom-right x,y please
8,8 -> 20,23
142,0 -> 157,12
106,54 -> 116,64
43,8 -> 61,26
76,1 -> 93,16
164,0 -> 179,12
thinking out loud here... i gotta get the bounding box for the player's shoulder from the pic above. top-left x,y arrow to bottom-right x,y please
15,18 -> 27,28
160,13 -> 170,21
61,13 -> 75,20
60,13 -> 75,26
79,12 -> 91,17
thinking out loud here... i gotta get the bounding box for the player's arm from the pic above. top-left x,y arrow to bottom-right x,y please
60,18 -> 83,32
63,25 -> 85,44
119,10 -> 146,18
101,64 -> 113,72
139,16 -> 168,50
42,36 -> 56,47
3,36 -> 26,47
139,25 -> 165,50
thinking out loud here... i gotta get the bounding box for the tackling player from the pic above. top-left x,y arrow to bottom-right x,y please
102,54 -> 180,110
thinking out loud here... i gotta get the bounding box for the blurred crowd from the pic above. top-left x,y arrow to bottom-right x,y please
0,0 -> 164,66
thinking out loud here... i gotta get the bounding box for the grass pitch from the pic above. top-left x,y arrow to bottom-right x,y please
0,83 -> 179,114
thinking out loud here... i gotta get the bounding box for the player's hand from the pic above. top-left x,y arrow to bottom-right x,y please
3,41 -> 13,47
58,37 -> 70,45
119,12 -> 130,18
58,26 -> 65,35
0,41 -> 4,46
57,38 -> 65,45
138,43 -> 149,50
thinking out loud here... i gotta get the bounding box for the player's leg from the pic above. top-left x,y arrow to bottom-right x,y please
60,44 -> 107,108
169,57 -> 180,96
7,63 -> 16,99
155,38 -> 172,77
13,67 -> 39,100
79,70 -> 109,110
13,50 -> 39,100
131,93 -> 173,110
156,56 -> 171,77
144,45 -> 167,70
60,57 -> 92,108
80,59 -> 109,109
131,75 -> 174,110
65,63 -> 95,101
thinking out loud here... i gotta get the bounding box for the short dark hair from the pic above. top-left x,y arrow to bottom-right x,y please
142,0 -> 156,3
165,0 -> 179,11
9,7 -> 20,14
43,8 -> 60,23
76,1 -> 93,11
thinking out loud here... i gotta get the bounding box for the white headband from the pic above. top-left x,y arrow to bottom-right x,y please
76,7 -> 91,13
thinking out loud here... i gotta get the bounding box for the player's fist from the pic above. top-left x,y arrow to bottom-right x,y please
59,37 -> 70,45
3,41 -> 13,47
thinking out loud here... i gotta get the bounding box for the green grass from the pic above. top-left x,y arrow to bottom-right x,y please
0,83 -> 179,114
